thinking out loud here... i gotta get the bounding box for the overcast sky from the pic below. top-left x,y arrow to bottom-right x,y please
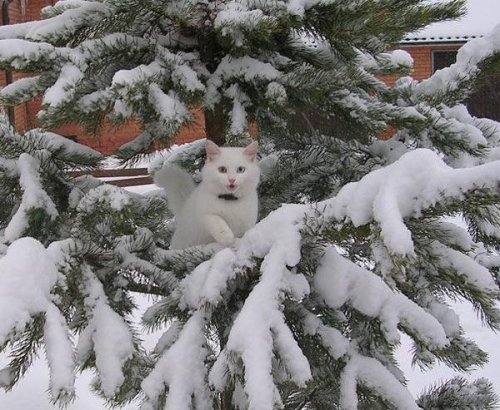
416,0 -> 500,38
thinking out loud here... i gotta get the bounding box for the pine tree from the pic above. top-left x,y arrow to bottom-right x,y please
1,0 -> 500,409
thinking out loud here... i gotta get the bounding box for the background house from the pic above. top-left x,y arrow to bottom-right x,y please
393,0 -> 500,122
0,0 -> 498,153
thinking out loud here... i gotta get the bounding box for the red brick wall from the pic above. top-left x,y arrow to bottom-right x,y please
7,0 -> 28,24
25,97 -> 207,155
27,0 -> 56,21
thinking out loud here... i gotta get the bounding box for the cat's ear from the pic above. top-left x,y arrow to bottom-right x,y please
243,141 -> 258,162
206,140 -> 221,161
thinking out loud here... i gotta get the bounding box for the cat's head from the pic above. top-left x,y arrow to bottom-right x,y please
202,140 -> 260,197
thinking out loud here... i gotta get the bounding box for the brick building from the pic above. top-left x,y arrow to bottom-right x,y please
0,0 -> 207,154
384,39 -> 468,86
396,34 -> 499,123
0,0 -> 496,154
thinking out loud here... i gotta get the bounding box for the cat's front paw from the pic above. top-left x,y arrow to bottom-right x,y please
215,229 -> 235,247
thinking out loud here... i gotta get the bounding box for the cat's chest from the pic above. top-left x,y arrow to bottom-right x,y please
197,194 -> 257,230
211,198 -> 253,221
218,202 -> 256,236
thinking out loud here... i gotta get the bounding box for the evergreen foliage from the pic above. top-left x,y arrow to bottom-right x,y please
0,0 -> 500,409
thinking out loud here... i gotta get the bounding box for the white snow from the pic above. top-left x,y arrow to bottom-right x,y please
430,241 -> 498,291
27,129 -> 103,160
1,1 -> 500,397
76,184 -> 132,212
4,153 -> 59,242
340,354 -> 419,410
214,2 -> 270,47
208,203 -> 312,409
358,49 -> 414,72
78,89 -> 113,112
0,39 -> 56,70
141,312 -> 211,410
205,55 -> 282,108
148,85 -> 191,127
300,306 -> 350,359
179,247 -> 239,310
287,0 -> 336,17
324,149 -> 500,256
1,180 -> 500,409
314,247 -> 450,348
0,238 -> 62,346
112,61 -> 163,88
225,84 -> 248,136
417,22 -> 500,96
43,304 -> 76,401
77,265 -> 135,398
24,1 -> 111,42
265,81 -> 287,104
0,76 -> 42,102
44,64 -> 83,108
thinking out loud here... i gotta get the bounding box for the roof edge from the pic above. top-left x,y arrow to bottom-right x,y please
401,34 -> 483,44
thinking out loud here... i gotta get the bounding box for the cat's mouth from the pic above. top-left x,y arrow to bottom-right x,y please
227,183 -> 237,192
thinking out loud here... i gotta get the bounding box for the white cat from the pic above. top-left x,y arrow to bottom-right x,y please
154,141 -> 260,249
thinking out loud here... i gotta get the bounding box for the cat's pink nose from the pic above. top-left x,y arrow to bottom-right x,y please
228,178 -> 236,184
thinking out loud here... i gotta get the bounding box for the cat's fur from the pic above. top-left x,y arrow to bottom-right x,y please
154,141 -> 260,249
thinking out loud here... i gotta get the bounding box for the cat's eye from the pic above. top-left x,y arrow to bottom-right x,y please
236,166 -> 246,173
218,166 -> 227,173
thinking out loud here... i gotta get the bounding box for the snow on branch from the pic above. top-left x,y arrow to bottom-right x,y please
0,19 -> 45,40
116,130 -> 155,160
178,202 -> 308,312
24,129 -> 104,165
287,0 -> 337,17
0,238 -> 77,396
179,247 -> 240,310
205,55 -> 282,109
5,153 -> 58,242
357,49 -> 414,73
0,238 -> 62,346
115,228 -> 180,291
76,264 -> 135,398
429,241 -> 498,293
324,149 -> 500,256
112,61 -> 164,92
214,2 -> 275,47
141,312 -> 212,410
209,261 -> 311,409
41,0 -> 90,18
226,84 -> 249,136
148,85 -> 191,129
43,64 -> 84,108
0,76 -> 45,105
76,184 -> 132,213
24,1 -> 111,42
43,303 -> 76,402
314,247 -> 449,348
155,47 -> 205,94
417,22 -> 500,97
340,354 -> 419,410
78,33 -> 149,60
0,39 -> 57,70
204,206 -> 310,409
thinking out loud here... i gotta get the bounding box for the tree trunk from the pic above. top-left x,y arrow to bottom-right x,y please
205,105 -> 226,145
197,20 -> 226,146
220,388 -> 234,410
